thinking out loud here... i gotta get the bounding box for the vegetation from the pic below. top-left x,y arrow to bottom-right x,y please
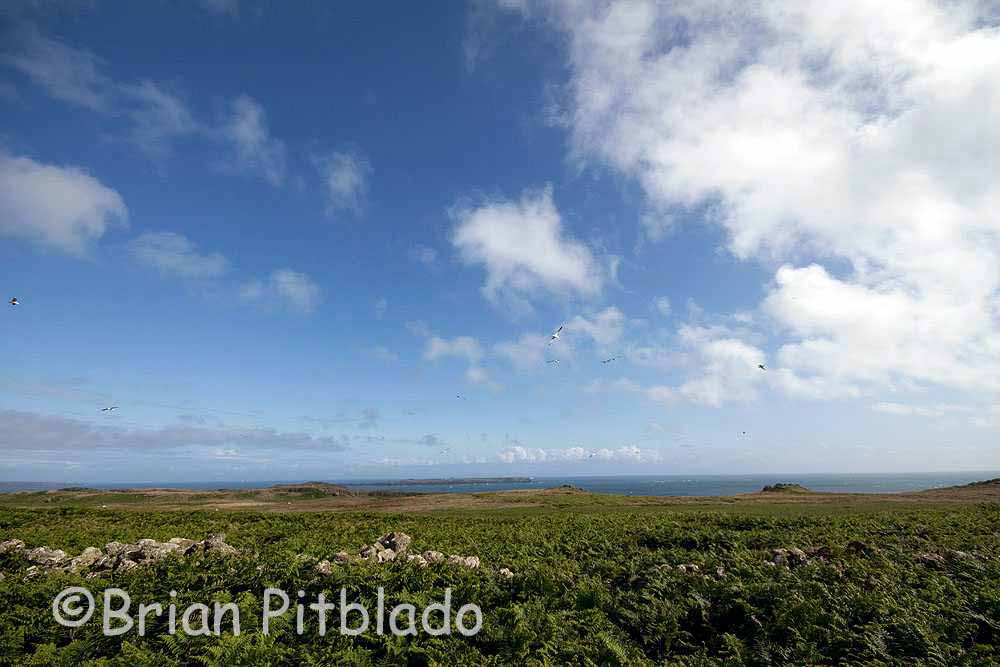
0,490 -> 997,665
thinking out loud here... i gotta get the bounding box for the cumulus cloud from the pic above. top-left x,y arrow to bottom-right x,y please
493,332 -> 554,372
0,151 -> 127,255
465,365 -> 502,390
501,0 -> 1000,401
315,150 -> 370,218
128,231 -> 229,279
450,185 -> 603,308
496,444 -> 660,463
219,95 -> 287,186
240,268 -> 321,312
567,306 -> 625,347
424,335 -> 484,363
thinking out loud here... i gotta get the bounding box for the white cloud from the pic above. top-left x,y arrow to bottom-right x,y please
121,80 -> 199,157
424,336 -> 483,363
567,306 -> 625,347
316,150 -> 370,218
408,244 -> 439,269
220,95 -> 287,186
873,402 -> 973,418
0,151 -> 127,255
653,296 -> 671,317
493,332 -> 555,371
3,30 -> 199,157
465,365 -> 501,390
584,377 -> 642,394
496,444 -> 660,463
241,268 -> 321,313
3,27 -> 109,110
450,185 -> 603,307
506,0 -> 1000,401
197,0 -> 239,16
128,231 -> 229,279
675,326 -> 766,407
0,409 -> 348,454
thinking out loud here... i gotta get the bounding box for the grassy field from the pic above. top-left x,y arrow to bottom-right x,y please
0,485 -> 997,665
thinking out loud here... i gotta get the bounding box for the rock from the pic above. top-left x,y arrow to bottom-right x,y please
407,554 -> 428,567
168,537 -> 196,550
447,555 -> 480,569
202,534 -> 237,555
333,551 -> 351,564
27,547 -> 68,568
376,548 -> 396,563
498,567 -> 513,579
69,547 -> 104,572
677,564 -> 699,574
787,548 -> 808,567
0,539 -> 25,554
772,548 -> 807,568
806,546 -> 833,561
918,552 -> 946,569
23,565 -> 40,582
136,539 -> 180,563
716,566 -> 726,578
117,559 -> 140,571
359,545 -> 380,560
422,550 -> 445,564
105,542 -> 127,558
314,560 -> 333,576
847,540 -> 874,556
377,532 -> 412,555
185,534 -> 237,557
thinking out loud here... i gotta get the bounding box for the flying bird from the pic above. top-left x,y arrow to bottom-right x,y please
757,364 -> 767,371
101,406 -> 119,412
602,356 -> 618,364
546,359 -> 560,365
548,325 -> 563,344
9,297 -> 18,306
456,394 -> 466,400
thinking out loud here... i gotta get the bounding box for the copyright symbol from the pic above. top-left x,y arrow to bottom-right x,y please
52,586 -> 95,627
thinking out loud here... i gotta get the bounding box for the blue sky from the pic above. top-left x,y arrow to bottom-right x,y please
2,1 -> 999,482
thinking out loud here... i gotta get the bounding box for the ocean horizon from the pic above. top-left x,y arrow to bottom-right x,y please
2,471 -> 997,496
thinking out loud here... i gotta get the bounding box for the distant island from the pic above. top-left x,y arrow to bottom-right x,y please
348,477 -> 534,487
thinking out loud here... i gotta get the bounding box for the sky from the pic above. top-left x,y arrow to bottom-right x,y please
1,0 -> 999,483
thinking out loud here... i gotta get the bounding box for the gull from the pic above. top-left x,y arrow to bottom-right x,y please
548,325 -> 563,344
546,359 -> 560,365
9,297 -> 18,306
101,406 -> 119,412
456,394 -> 466,400
758,364 -> 766,371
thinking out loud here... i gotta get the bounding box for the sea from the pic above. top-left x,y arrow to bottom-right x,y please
1,471 -> 996,496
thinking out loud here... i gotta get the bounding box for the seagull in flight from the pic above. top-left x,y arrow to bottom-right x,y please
546,359 -> 560,365
9,297 -> 18,306
101,406 -> 119,412
456,394 -> 466,400
757,364 -> 767,371
548,325 -> 563,344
